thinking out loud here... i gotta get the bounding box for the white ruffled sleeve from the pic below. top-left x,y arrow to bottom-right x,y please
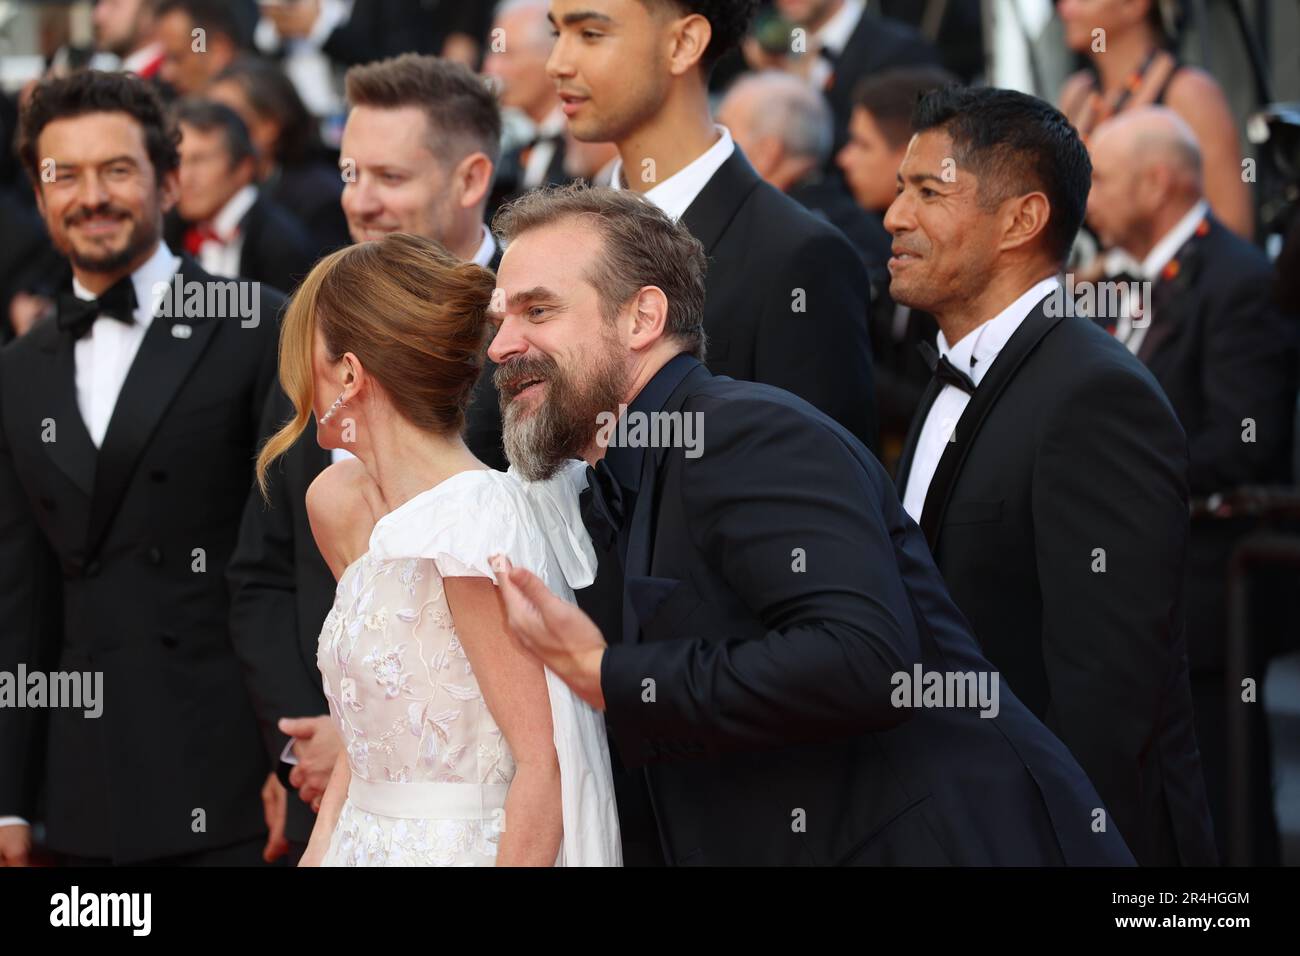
366,464 -> 597,599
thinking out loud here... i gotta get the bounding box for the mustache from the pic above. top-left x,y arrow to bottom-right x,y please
64,203 -> 133,227
494,354 -> 560,399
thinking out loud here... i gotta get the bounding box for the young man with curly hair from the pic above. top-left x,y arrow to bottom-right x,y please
545,0 -> 877,449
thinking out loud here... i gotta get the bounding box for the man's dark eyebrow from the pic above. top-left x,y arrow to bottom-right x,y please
549,10 -> 615,27
508,286 -> 560,311
900,170 -> 952,187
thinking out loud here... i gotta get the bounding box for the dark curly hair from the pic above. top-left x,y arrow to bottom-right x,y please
649,0 -> 760,71
17,70 -> 180,189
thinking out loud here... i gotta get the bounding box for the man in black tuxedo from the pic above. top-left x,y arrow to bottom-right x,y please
0,70 -> 282,865
227,54 -> 508,862
890,87 -> 1216,865
551,0 -> 876,447
485,184 -> 1134,866
1088,107 -> 1298,863
170,99 -> 316,294
774,0 -> 940,156
484,0 -> 573,218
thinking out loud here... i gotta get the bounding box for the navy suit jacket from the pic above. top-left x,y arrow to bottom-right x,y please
581,354 -> 1135,865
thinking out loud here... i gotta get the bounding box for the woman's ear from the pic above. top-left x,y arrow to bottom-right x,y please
339,351 -> 364,401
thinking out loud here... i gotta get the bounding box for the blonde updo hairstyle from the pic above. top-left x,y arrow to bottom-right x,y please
255,232 -> 496,496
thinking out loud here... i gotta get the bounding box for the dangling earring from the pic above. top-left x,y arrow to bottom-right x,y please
319,392 -> 346,426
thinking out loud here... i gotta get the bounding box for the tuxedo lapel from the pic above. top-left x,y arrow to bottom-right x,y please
894,377 -> 942,492
679,150 -> 763,254
1137,220 -> 1211,366
917,301 -> 1063,547
618,362 -> 711,646
32,327 -> 98,497
85,261 -> 223,555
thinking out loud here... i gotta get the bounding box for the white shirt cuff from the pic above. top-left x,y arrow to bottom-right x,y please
280,738 -> 300,765
0,816 -> 29,828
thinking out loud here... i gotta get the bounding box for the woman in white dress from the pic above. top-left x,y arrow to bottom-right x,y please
254,233 -> 620,866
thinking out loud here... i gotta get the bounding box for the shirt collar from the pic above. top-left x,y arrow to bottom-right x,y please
72,240 -> 182,330
609,125 -> 736,222
603,352 -> 701,491
815,0 -> 865,55
471,224 -> 496,267
1140,199 -> 1208,279
210,184 -> 258,240
937,275 -> 1060,387
536,105 -> 567,140
121,41 -> 163,75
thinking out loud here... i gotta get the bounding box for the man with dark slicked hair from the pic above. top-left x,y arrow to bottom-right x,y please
890,86 -> 1216,865
548,0 -> 876,449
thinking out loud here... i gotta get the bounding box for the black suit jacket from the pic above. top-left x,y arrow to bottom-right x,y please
824,12 -> 941,155
582,354 -> 1135,866
488,135 -> 571,221
226,387 -> 335,846
268,158 -> 351,260
1136,215 -> 1298,673
237,194 -> 318,295
0,256 -> 283,862
895,292 -> 1217,865
681,150 -> 876,448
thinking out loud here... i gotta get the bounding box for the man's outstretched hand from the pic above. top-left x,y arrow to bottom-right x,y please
491,554 -> 607,711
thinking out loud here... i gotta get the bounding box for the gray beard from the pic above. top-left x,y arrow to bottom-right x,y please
499,343 -> 627,482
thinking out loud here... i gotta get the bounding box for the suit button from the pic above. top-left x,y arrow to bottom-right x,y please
85,560 -> 101,577
160,632 -> 179,649
147,546 -> 163,565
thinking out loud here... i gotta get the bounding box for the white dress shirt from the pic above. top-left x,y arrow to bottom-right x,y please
254,0 -> 351,117
902,276 -> 1061,521
1119,199 -> 1208,356
74,242 -> 183,448
325,226 -> 496,469
809,0 -> 865,90
609,125 -> 736,222
196,184 -> 257,280
522,106 -> 568,191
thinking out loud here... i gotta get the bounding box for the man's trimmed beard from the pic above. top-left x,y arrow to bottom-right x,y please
496,333 -> 627,482
61,201 -> 160,274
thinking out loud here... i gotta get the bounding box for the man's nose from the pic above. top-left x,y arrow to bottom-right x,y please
546,36 -> 573,80
882,190 -> 911,235
345,176 -> 382,216
75,169 -> 109,209
487,314 -> 526,365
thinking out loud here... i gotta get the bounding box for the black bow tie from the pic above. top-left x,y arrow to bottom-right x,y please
917,341 -> 976,395
56,277 -> 138,339
579,460 -> 627,553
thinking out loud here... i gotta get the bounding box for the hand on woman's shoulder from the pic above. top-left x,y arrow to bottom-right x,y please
306,456 -> 385,580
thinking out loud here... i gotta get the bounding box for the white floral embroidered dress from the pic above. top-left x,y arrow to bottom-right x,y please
317,462 -> 621,866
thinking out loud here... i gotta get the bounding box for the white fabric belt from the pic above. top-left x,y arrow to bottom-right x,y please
346,777 -> 509,820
